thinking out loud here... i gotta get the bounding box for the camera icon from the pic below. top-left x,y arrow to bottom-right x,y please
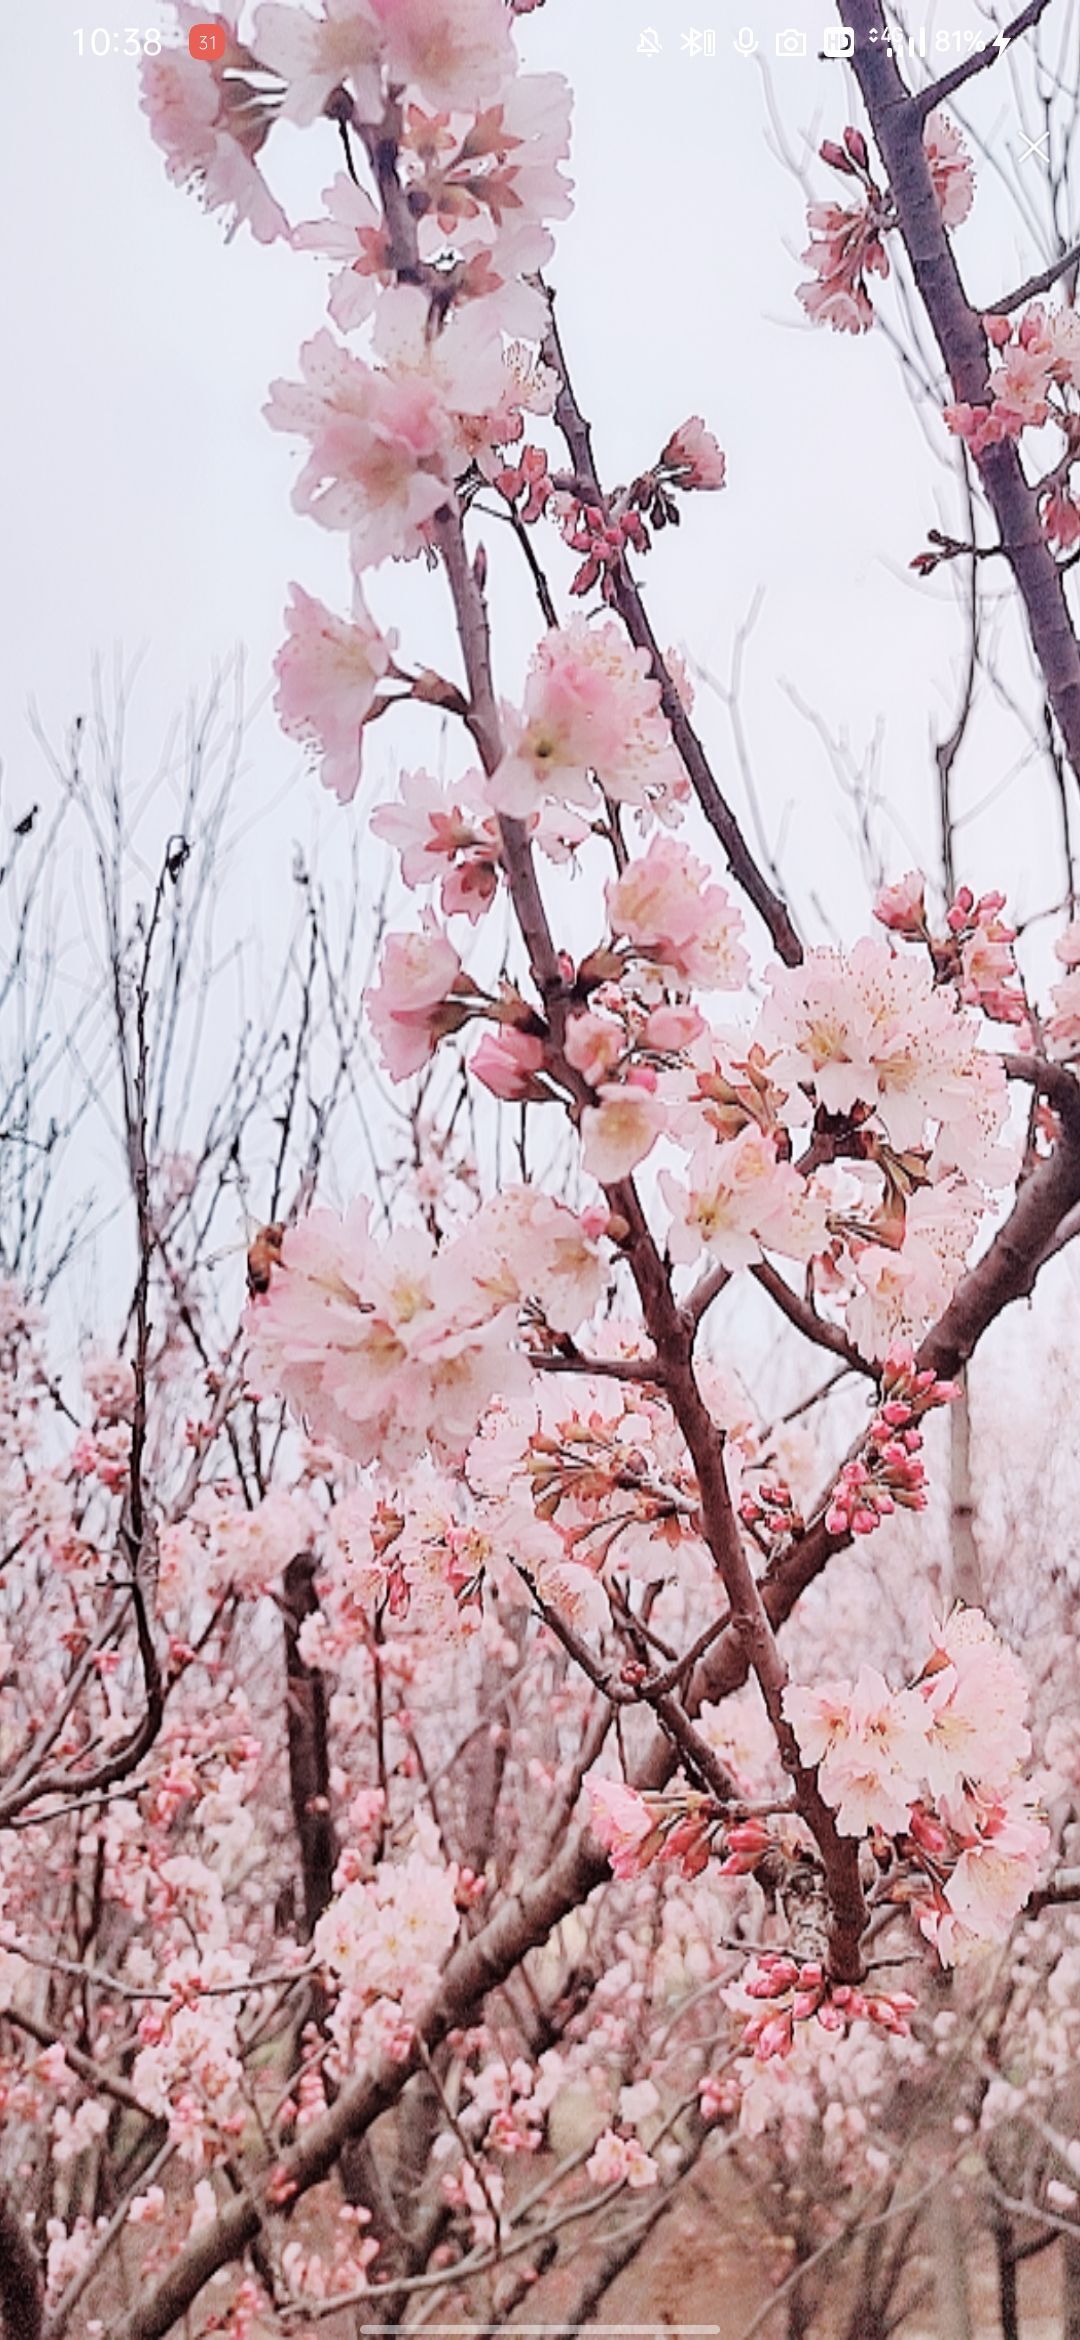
775,27 -> 808,54
822,25 -> 855,55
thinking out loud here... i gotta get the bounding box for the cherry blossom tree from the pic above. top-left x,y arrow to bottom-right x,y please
6,1 -> 1080,2335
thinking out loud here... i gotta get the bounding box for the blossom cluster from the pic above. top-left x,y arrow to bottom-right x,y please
486,617 -> 688,821
875,872 -> 1029,1022
588,1778 -> 772,1885
823,1347 -> 960,1538
944,304 -> 1080,558
1048,915 -> 1080,1055
244,1186 -> 606,1468
784,1608 -> 1049,1963
797,113 -> 973,335
738,1953 -> 916,2062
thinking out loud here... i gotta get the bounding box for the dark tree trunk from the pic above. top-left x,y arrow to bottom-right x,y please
281,1550 -> 338,1938
0,2186 -> 43,2340
1064,2230 -> 1080,2340
995,2215 -> 1019,2340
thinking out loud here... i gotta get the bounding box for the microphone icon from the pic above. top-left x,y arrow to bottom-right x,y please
733,25 -> 759,53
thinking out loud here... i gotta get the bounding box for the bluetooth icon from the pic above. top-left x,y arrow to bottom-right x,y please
681,27 -> 717,53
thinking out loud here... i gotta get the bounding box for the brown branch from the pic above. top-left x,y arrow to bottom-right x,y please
3,2006 -> 166,2129
911,0 -> 1055,116
0,2186 -> 43,2340
987,235 -> 1080,317
660,1344 -> 868,1977
280,1551 -> 339,1938
357,140 -> 864,1985
1001,1051 -> 1080,1121
435,505 -> 573,1033
515,1560 -> 740,1796
525,1348 -> 663,1384
1029,1867 -> 1080,1910
842,0 -> 1080,784
540,288 -> 805,967
683,1258 -> 732,1329
751,1259 -> 877,1377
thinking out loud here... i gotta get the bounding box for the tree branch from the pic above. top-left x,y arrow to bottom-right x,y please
986,235 -> 1080,317
910,0 -> 1054,117
751,1259 -> 877,1377
0,2187 -> 43,2340
842,0 -> 1080,785
540,288 -> 805,967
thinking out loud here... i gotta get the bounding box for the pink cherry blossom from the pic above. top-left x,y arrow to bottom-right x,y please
1048,934 -> 1080,1053
387,77 -> 574,339
565,1009 -> 625,1088
780,1680 -> 855,1771
265,329 -> 454,570
662,1126 -> 828,1273
799,116 -> 970,335
371,768 -> 501,921
844,1177 -> 985,1356
273,583 -> 395,802
140,13 -> 289,245
943,302 -> 1080,454
873,872 -> 927,938
754,938 -> 1010,1168
464,1186 -> 607,1334
587,1778 -> 654,1877
470,1026 -> 547,1100
606,836 -> 749,991
580,1080 -> 669,1184
659,417 -> 727,491
536,1555 -> 612,1636
924,110 -> 975,228
643,1002 -> 706,1053
367,918 -> 467,1079
245,1206 -> 528,1468
940,1794 -> 1049,1946
585,2127 -> 659,2189
918,1607 -> 1032,1800
797,1664 -> 929,1839
754,948 -> 879,1117
370,285 -> 523,480
797,196 -> 888,335
292,173 -> 393,331
251,0 -> 384,128
369,0 -> 517,113
1041,482 -> 1080,555
487,619 -> 685,820
919,1783 -> 1050,1964
954,892 -> 1025,1025
315,1843 -> 460,2006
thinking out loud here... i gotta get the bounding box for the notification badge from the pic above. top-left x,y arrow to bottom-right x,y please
189,21 -> 228,58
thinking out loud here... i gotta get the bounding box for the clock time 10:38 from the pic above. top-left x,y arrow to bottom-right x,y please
73,28 -> 165,53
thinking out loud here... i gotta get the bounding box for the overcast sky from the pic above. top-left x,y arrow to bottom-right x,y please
7,0 -> 1073,896
3,0 -> 1078,1317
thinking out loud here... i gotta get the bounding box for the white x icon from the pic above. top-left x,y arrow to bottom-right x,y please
1018,129 -> 1050,161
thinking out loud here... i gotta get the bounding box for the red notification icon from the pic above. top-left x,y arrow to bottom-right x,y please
189,21 -> 228,59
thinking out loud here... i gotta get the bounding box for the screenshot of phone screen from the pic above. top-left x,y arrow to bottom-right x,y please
3,4 -> 1080,2337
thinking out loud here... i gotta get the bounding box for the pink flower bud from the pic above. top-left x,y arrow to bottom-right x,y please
755,2011 -> 795,2060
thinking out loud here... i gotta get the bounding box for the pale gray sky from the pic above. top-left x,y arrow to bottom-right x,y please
1,0 -> 1076,1199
